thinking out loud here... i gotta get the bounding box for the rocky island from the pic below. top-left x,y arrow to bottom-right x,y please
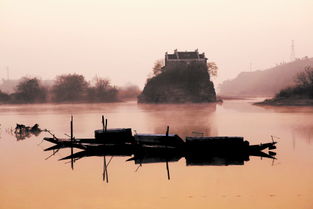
138,50 -> 216,103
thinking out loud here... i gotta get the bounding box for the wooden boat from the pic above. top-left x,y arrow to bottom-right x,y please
185,136 -> 276,153
186,136 -> 248,151
42,117 -> 277,164
94,128 -> 134,144
134,134 -> 184,148
44,127 -> 134,148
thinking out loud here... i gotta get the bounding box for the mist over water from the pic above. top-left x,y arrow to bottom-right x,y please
1,99 -> 313,209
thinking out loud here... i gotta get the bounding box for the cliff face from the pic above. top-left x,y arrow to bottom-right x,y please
219,57 -> 313,97
138,63 -> 216,103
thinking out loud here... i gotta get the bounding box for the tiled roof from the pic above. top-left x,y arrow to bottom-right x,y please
166,50 -> 206,60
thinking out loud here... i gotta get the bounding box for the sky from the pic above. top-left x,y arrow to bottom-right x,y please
1,0 -> 313,89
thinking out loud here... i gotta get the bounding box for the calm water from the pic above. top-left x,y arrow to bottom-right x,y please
1,99 -> 313,209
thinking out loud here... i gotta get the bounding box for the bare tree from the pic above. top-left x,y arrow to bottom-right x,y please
14,77 -> 47,103
52,74 -> 89,102
207,62 -> 218,78
153,59 -> 165,76
295,66 -> 313,88
87,77 -> 118,102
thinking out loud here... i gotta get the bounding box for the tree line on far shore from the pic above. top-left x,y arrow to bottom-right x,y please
0,74 -> 140,104
275,66 -> 313,99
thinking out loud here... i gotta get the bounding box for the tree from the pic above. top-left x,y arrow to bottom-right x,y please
207,62 -> 218,78
87,77 -> 118,102
14,77 -> 47,103
0,90 -> 10,103
152,59 -> 165,76
295,66 -> 313,88
276,66 -> 313,99
52,74 -> 89,102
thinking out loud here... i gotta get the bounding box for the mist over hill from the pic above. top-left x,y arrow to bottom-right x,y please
219,57 -> 313,97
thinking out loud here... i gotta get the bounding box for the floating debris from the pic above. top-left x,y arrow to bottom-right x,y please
14,123 -> 45,140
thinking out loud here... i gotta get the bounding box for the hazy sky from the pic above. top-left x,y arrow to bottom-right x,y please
1,0 -> 313,88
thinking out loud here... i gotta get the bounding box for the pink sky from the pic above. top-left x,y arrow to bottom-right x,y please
1,0 -> 313,88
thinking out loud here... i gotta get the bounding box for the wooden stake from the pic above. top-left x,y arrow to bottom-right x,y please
103,156 -> 109,183
70,115 -> 74,170
166,161 -> 170,180
102,115 -> 105,132
165,126 -> 170,180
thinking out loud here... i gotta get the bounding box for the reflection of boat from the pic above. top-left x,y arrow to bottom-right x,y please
53,143 -> 276,182
59,144 -> 135,161
128,146 -> 184,164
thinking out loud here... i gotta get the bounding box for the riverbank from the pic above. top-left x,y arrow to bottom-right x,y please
255,97 -> 313,106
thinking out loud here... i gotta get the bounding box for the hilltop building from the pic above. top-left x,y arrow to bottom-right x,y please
164,49 -> 207,69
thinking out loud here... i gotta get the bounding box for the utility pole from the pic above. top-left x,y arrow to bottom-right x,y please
6,66 -> 10,80
290,40 -> 295,61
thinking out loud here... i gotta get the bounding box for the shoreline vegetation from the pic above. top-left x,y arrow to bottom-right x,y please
256,66 -> 313,106
0,74 -> 140,104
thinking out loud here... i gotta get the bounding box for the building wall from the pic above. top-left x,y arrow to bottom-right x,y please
165,59 -> 207,71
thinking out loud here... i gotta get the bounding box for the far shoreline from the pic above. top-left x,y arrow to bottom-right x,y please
254,98 -> 313,107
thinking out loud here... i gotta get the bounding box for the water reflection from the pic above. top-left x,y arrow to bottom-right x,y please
138,103 -> 217,138
3,101 -> 313,209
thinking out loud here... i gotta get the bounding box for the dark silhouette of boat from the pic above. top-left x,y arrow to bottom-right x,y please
43,116 -> 277,155
42,116 -> 277,181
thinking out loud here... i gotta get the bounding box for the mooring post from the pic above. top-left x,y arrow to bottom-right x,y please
70,115 -> 74,170
102,115 -> 105,131
101,115 -> 108,182
71,115 -> 73,142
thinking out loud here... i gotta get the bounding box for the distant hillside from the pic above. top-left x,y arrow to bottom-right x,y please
219,57 -> 313,97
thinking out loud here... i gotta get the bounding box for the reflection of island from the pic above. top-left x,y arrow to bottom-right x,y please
137,103 -> 217,138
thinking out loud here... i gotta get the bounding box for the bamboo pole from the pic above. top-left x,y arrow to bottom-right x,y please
70,115 -> 74,170
102,115 -> 105,131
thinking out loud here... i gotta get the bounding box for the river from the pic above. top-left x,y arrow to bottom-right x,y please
0,99 -> 313,209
